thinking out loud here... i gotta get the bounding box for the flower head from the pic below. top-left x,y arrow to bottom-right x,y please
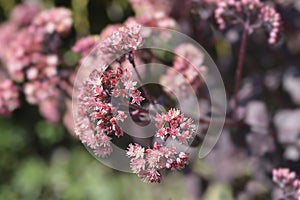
273,168 -> 300,199
155,108 -> 196,143
273,168 -> 296,187
98,23 -> 144,63
75,64 -> 145,157
214,0 -> 281,44
160,43 -> 207,98
126,107 -> 196,183
127,141 -> 190,183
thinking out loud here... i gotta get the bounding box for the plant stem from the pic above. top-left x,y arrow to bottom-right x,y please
128,52 -> 156,105
234,21 -> 249,118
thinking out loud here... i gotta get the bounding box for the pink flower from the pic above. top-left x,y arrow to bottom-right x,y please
142,169 -> 162,183
11,3 -> 41,26
116,111 -> 127,122
93,145 -> 113,158
72,36 -> 100,58
273,168 -> 300,199
4,7 -> 72,82
130,0 -> 172,15
99,24 -> 122,40
130,158 -> 146,173
0,23 -> 18,61
39,99 -> 60,123
0,6 -> 74,123
273,168 -> 296,186
160,43 -> 207,98
157,128 -> 166,140
165,108 -> 181,122
33,7 -> 72,35
129,0 -> 176,29
214,0 -> 281,44
259,5 -> 281,44
76,64 -> 145,157
0,72 -> 20,116
131,90 -> 145,105
126,138 -> 192,183
155,113 -> 165,128
146,148 -> 163,168
155,108 -> 196,144
127,143 -> 145,158
98,23 -> 144,63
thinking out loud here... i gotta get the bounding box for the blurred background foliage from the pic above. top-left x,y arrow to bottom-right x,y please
3,0 -> 299,199
0,0 -> 201,200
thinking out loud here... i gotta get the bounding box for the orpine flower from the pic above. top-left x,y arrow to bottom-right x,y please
127,141 -> 191,183
32,7 -> 72,35
6,7 -> 72,82
0,7 -> 73,122
0,3 -> 40,61
129,0 -> 176,29
97,22 -> 144,64
23,77 -> 62,123
10,3 -> 41,26
73,22 -> 146,80
214,0 -> 281,44
155,108 -> 196,144
273,168 -> 296,187
273,168 -> 300,199
127,108 -> 196,183
75,66 -> 144,157
72,36 -> 100,57
160,43 -> 207,98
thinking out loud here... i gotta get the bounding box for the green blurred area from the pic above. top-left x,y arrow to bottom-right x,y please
0,115 -> 189,199
0,0 -> 193,199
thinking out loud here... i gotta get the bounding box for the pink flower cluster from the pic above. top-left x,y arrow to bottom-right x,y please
72,22 -> 143,70
0,4 -> 41,61
130,0 -> 171,14
126,108 -> 196,183
160,43 -> 207,98
98,23 -> 144,63
0,5 -> 73,122
155,108 -> 196,144
10,3 -> 41,27
0,71 -> 20,116
72,36 -> 100,57
99,25 -> 122,40
129,0 -> 176,29
72,35 -> 100,64
73,22 -> 197,182
214,0 -> 281,44
32,8 -> 72,36
73,22 -> 146,71
273,168 -> 300,199
23,77 -> 62,122
6,7 -> 72,82
97,22 -> 143,69
215,0 -> 261,30
76,65 -> 145,157
127,141 -> 189,183
259,6 -> 281,44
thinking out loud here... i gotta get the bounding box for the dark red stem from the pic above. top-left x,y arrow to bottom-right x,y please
128,52 -> 156,105
234,21 -> 249,118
